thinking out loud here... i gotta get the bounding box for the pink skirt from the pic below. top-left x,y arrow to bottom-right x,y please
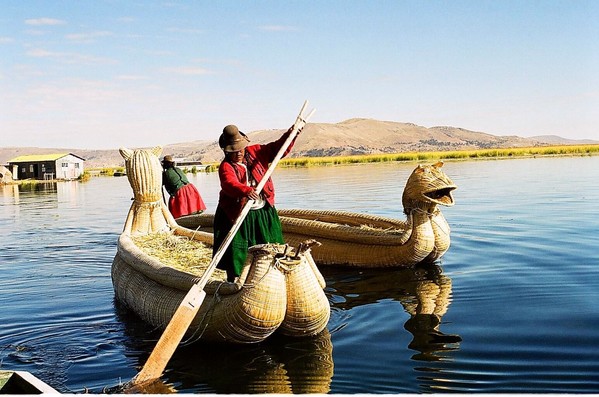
169,183 -> 207,219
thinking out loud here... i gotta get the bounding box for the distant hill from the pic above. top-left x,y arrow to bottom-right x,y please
529,135 -> 598,145
1,119 -> 596,168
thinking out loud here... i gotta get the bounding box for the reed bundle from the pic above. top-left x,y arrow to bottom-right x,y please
132,232 -> 225,279
358,224 -> 406,235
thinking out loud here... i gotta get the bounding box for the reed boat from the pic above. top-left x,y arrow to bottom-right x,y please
177,161 -> 457,268
111,147 -> 329,344
0,371 -> 59,394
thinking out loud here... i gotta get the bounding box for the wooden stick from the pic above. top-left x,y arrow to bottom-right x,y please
130,100 -> 315,386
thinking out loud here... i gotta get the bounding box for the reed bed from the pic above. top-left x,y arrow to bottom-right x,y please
89,145 -> 598,174
278,144 -> 599,168
132,232 -> 223,278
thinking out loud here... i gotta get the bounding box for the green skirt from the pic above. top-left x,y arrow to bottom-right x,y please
213,204 -> 284,280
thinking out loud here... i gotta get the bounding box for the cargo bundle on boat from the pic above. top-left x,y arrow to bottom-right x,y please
177,161 -> 457,268
111,147 -> 330,344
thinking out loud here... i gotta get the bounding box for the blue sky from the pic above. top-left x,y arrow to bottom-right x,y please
1,1 -> 598,149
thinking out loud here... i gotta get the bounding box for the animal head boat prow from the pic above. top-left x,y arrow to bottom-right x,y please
402,161 -> 457,213
119,146 -> 164,203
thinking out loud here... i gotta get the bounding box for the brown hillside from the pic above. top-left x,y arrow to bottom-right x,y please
0,119 -> 591,168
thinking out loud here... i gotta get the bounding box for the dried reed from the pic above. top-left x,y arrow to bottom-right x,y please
132,232 -> 225,278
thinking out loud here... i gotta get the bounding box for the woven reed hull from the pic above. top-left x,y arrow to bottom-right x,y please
278,252 -> 330,336
111,233 -> 329,343
112,234 -> 286,343
177,209 -> 450,268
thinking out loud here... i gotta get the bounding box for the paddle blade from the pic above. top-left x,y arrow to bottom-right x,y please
133,285 -> 207,385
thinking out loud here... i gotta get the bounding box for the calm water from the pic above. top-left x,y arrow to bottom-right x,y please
1,156 -> 598,393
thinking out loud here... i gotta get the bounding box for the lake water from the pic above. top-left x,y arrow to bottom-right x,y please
1,156 -> 598,394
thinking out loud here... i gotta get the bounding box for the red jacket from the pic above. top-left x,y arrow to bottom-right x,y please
217,129 -> 297,222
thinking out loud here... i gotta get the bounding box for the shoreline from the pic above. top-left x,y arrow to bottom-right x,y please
3,145 -> 598,184
279,144 -> 599,168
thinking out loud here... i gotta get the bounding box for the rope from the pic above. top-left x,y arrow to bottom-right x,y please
273,257 -> 302,274
133,198 -> 162,207
180,282 -> 224,345
241,259 -> 276,290
410,207 -> 449,237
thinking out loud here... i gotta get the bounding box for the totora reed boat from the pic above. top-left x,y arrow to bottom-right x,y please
0,371 -> 59,394
177,161 -> 457,268
111,147 -> 330,344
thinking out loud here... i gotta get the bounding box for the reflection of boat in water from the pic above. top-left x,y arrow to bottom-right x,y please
113,300 -> 334,394
324,264 -> 461,361
177,162 -> 457,268
400,268 -> 462,361
111,147 -> 330,344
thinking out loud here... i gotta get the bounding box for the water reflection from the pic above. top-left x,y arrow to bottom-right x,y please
113,301 -> 334,394
0,182 -> 58,196
401,267 -> 462,361
324,264 -> 461,363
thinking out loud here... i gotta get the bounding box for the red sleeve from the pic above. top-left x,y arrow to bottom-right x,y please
219,161 -> 253,198
253,129 -> 297,162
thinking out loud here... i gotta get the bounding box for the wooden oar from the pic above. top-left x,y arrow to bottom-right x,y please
131,100 -> 315,386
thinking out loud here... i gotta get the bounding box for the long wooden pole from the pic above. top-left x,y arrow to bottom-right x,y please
131,101 -> 315,386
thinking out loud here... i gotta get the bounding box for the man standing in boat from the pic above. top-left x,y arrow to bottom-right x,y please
213,124 -> 301,282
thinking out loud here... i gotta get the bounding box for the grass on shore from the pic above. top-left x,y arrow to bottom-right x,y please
278,144 -> 599,167
75,144 -> 599,177
4,144 -> 594,186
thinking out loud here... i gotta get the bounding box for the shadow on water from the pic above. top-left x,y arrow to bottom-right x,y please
323,263 -> 462,362
112,300 -> 334,394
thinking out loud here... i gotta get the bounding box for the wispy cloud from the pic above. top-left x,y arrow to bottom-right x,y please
117,75 -> 148,81
117,16 -> 136,23
26,48 -> 58,57
26,48 -> 117,65
258,25 -> 297,32
166,27 -> 203,34
145,49 -> 173,56
65,31 -> 114,43
24,29 -> 47,36
0,37 -> 14,44
162,66 -> 212,75
25,18 -> 66,26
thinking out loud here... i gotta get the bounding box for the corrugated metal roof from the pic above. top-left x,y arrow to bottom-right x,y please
8,153 -> 70,163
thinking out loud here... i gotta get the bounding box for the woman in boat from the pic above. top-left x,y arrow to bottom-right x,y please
213,124 -> 300,282
162,155 -> 207,218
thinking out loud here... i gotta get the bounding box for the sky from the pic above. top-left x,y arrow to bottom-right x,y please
1,1 -> 598,149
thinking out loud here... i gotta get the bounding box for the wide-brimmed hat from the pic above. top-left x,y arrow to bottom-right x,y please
162,155 -> 174,164
219,125 -> 249,152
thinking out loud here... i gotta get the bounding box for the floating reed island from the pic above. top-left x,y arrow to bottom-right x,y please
177,161 -> 457,268
111,147 -> 330,344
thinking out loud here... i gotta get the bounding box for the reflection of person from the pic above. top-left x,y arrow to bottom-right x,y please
213,124 -> 300,282
161,155 -> 207,218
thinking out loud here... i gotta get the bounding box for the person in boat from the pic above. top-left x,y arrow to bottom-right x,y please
214,124 -> 300,282
161,155 -> 207,218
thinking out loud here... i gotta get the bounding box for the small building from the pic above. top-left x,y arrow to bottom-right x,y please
168,157 -> 208,171
7,153 -> 85,180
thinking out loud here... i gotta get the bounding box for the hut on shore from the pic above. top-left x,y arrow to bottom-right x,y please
7,153 -> 85,180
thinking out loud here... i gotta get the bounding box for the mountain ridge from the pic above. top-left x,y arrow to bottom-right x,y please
1,118 -> 596,168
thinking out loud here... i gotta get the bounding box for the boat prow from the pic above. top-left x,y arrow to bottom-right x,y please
0,371 -> 59,394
